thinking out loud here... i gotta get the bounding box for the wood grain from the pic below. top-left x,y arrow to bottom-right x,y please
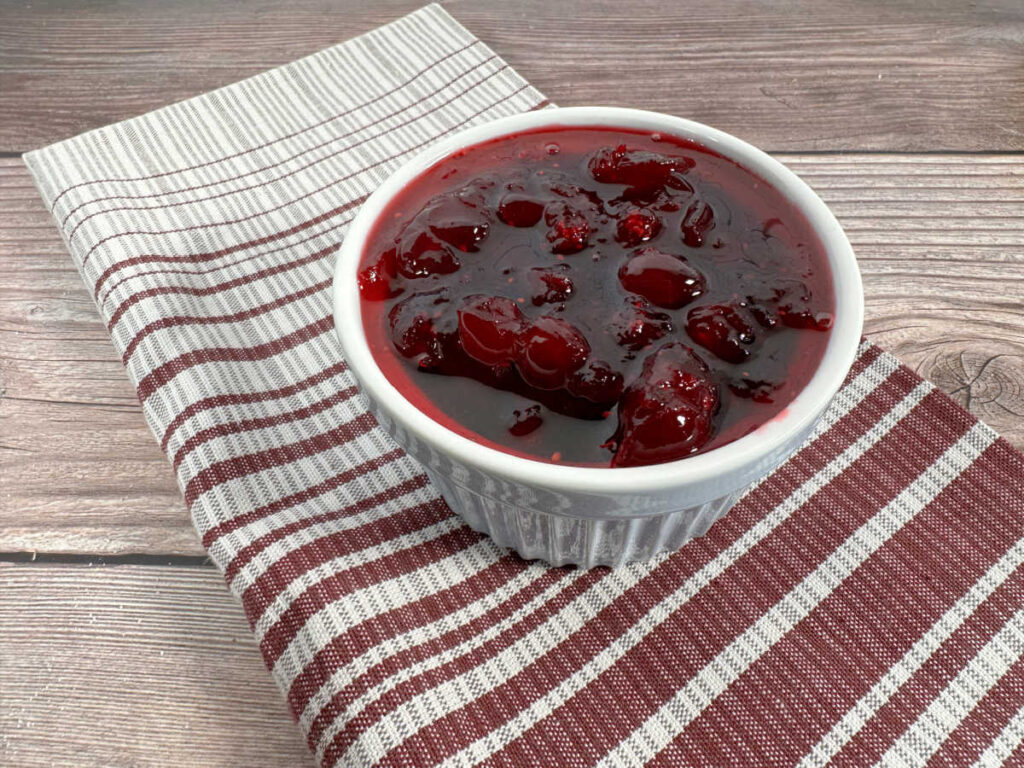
2,155 -> 1022,557
1,0 -> 1023,152
784,153 -> 1024,452
0,561 -> 314,767
0,161 -> 195,555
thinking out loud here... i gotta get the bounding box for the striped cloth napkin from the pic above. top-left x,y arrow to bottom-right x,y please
25,5 -> 1024,766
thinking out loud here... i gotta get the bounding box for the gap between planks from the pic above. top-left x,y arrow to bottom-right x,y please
0,551 -> 213,567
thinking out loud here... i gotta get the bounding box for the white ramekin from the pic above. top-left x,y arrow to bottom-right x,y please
333,107 -> 863,568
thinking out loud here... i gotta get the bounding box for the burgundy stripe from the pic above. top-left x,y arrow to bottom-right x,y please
299,565 -> 579,750
225,473 -> 432,584
827,440 -> 1024,767
285,556 -> 548,733
297,353 -> 888,754
830,568 -> 1024,767
123,275 -> 332,364
237,483 -> 440,600
83,85 -> 532,277
284,347 -> 878,712
200,447 -> 405,548
91,193 -> 360,297
160,359 -> 348,452
643,436 -> 1013,767
484,386 -> 971,768
355,381 -> 956,768
1009,739 -> 1024,766
927,654 -> 1024,766
98,213 -> 348,307
183,409 -> 376,507
60,54 -> 499,233
289,348 -> 883,735
67,61 -> 509,244
312,568 -> 610,757
137,314 -> 333,404
96,94 -> 542,309
258,526 -> 486,664
47,40 -> 482,212
172,385 -> 358,472
316,557 -> 681,767
315,365 -> 922,766
107,241 -> 338,331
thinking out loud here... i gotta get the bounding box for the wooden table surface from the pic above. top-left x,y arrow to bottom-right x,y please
1,1 -> 1023,765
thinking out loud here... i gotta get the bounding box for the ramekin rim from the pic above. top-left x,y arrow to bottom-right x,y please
332,106 -> 864,495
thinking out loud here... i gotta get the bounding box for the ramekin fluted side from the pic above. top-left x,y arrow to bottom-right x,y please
424,467 -> 743,568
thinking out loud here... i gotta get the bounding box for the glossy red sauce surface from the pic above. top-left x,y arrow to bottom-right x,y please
358,126 -> 834,467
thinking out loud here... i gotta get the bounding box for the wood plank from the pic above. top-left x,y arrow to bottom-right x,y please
0,161 -> 195,555
1,0 -> 1023,152
2,154 -> 1023,556
0,561 -> 314,767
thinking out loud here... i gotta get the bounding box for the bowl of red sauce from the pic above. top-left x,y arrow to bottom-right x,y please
334,107 -> 863,567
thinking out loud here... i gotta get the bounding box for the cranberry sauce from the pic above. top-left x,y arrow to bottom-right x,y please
357,126 -> 834,467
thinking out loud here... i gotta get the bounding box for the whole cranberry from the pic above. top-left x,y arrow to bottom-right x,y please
588,145 -> 694,199
457,295 -> 525,367
686,304 -> 757,364
425,196 -> 490,253
744,281 -> 831,331
743,295 -> 780,329
615,209 -> 662,247
609,296 -> 673,351
395,231 -> 461,279
388,289 -> 455,367
514,316 -> 590,390
544,202 -> 591,255
611,343 -> 718,467
618,247 -> 706,309
528,266 -> 575,306
568,359 -> 625,405
681,199 -> 715,247
497,194 -> 546,228
357,248 -> 403,301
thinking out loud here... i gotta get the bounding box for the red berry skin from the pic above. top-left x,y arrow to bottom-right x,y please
388,289 -> 453,365
779,306 -> 833,331
358,248 -> 403,301
514,316 -> 591,390
681,199 -> 715,247
528,266 -> 575,306
395,231 -> 461,279
456,295 -> 525,367
509,404 -> 543,436
685,304 -> 757,364
567,359 -> 624,405
744,281 -> 832,331
611,343 -> 718,468
544,202 -> 591,254
744,298 -> 780,330
609,296 -> 673,351
588,145 -> 694,198
618,247 -> 706,309
425,196 -> 490,253
728,378 -> 779,404
497,194 -> 546,228
615,209 -> 662,247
